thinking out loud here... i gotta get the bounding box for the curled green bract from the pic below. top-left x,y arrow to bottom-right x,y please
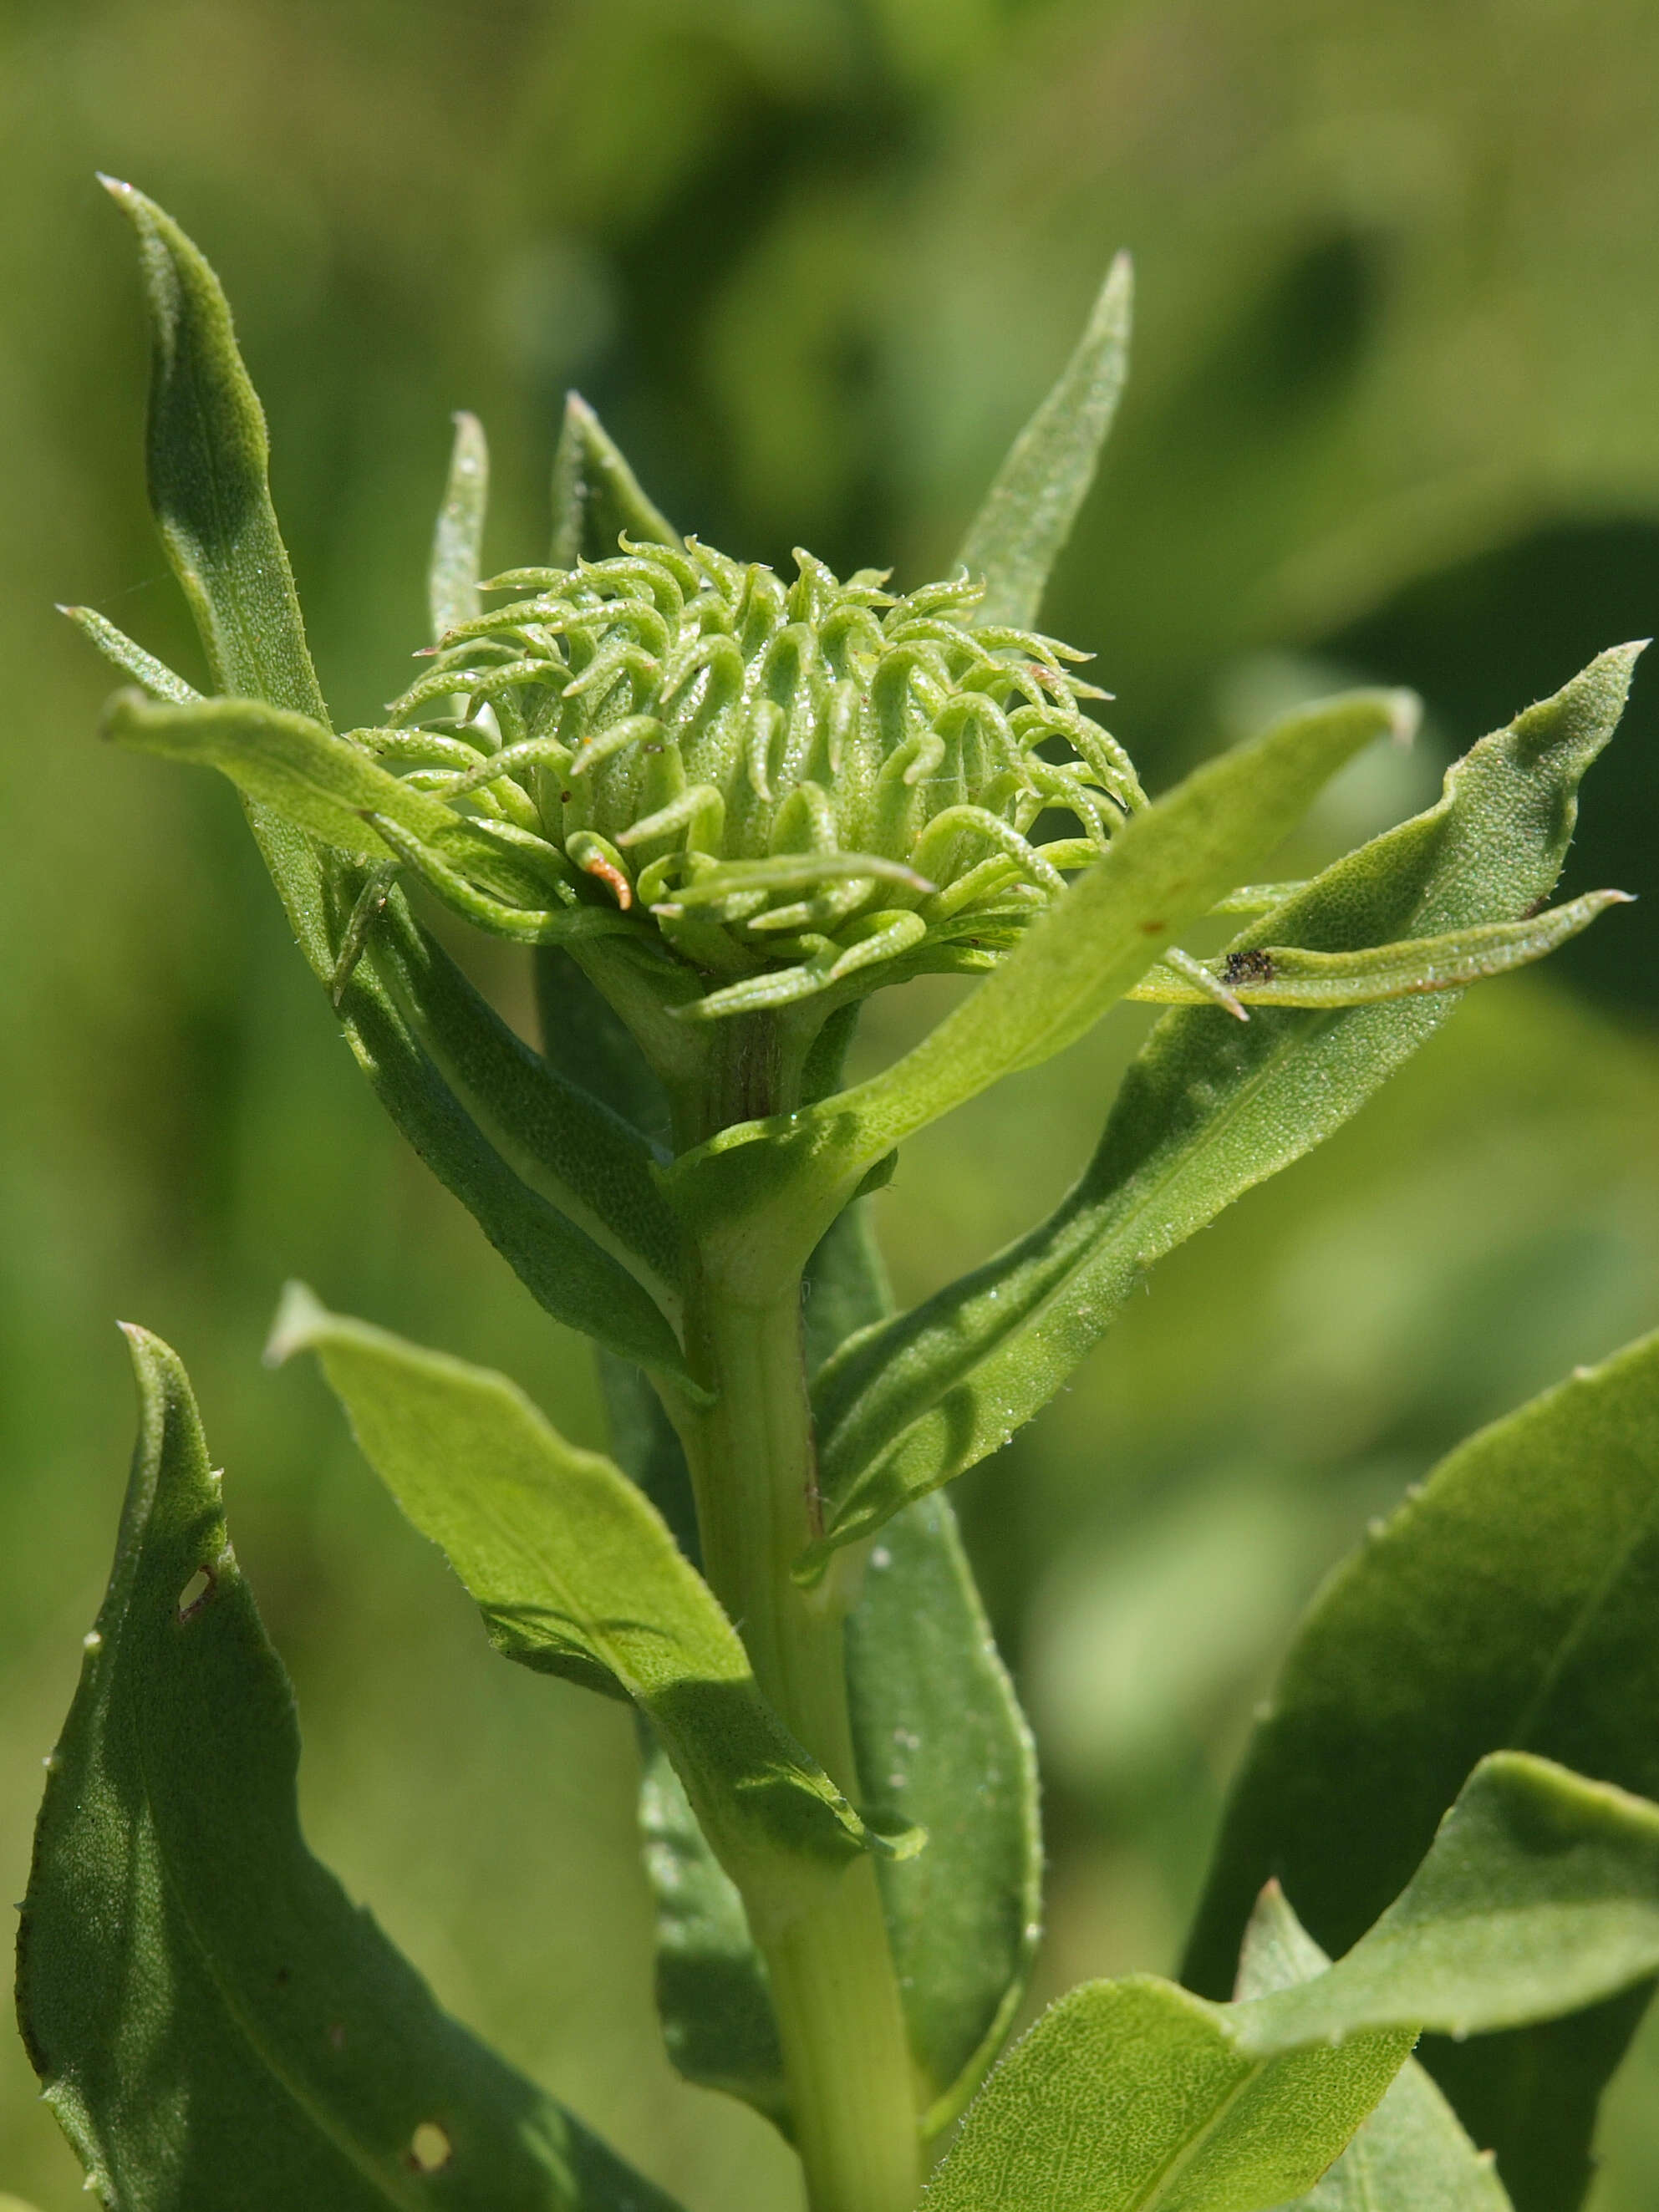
378,543 -> 1145,1020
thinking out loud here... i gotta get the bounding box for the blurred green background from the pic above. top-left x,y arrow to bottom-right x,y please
4,1 -> 1658,2204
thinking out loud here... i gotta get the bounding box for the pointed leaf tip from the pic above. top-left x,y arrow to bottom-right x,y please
956,246 -> 1136,629
1387,688 -> 1421,745
23,1326 -> 684,2209
263,1280 -> 328,1367
115,1316 -> 174,1370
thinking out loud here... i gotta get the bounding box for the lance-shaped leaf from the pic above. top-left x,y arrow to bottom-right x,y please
806,645 -> 1639,1569
636,1737 -> 791,2136
848,1487 -> 1042,2138
59,603 -> 201,704
925,1976 -> 1410,2212
103,689 -> 606,920
15,1325 -> 683,2212
1234,1886 -> 1512,2212
1232,1756 -> 1659,2053
1184,1328 -> 1659,2212
430,411 -> 490,638
549,393 -> 680,568
106,178 -> 347,1034
812,1201 -> 1044,2136
95,191 -> 692,1379
102,176 -> 357,982
927,1753 -> 1659,2212
957,252 -> 1133,632
267,1289 -> 917,1885
103,175 -> 328,721
368,902 -> 681,1313
1126,892 -> 1629,1010
317,883 -> 695,1383
668,689 -> 1412,1279
94,706 -> 679,1373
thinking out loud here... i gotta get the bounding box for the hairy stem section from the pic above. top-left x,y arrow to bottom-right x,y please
668,1017 -> 922,2212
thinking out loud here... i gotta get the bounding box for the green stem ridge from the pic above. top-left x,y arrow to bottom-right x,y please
667,1025 -> 923,2212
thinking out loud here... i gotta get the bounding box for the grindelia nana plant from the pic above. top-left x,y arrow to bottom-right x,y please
13,178 -> 1659,2212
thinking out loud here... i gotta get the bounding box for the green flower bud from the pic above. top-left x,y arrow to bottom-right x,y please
374,536 -> 1144,1021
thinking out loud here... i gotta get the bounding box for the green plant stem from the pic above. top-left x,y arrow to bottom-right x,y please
688,1284 -> 921,2212
667,1017 -> 923,2212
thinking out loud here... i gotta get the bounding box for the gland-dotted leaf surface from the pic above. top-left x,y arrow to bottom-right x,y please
922,1974 -> 1411,2212
809,646 -> 1640,1564
1185,1328 -> 1659,2212
1235,1886 -> 1511,2212
15,1326 -> 684,2212
1229,1756 -> 1659,2055
926,1754 -> 1659,2212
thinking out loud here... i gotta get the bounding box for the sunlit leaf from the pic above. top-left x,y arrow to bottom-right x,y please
104,689 -> 562,906
669,688 -> 1412,1281
58,604 -> 200,704
430,410 -> 490,639
807,645 -> 1639,1566
267,1289 -> 918,1884
16,1325 -> 683,2212
1238,1886 -> 1511,2211
1234,1757 -> 1659,2054
549,392 -> 680,568
1127,892 -> 1629,1009
925,1976 -> 1408,2212
928,1753 -> 1659,2212
1185,1326 -> 1659,2211
102,175 -> 327,721
95,192 -> 691,1381
957,252 -> 1132,631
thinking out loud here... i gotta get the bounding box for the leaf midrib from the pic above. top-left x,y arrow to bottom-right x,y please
1506,1483 -> 1659,1755
840,979 -> 1449,1519
1132,2043 -> 1265,2210
123,1580 -> 435,2210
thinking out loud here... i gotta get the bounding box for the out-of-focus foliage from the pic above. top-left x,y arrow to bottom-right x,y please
2,3 -> 1656,2208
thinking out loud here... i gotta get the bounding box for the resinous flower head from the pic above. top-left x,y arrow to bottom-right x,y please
371,537 -> 1146,1021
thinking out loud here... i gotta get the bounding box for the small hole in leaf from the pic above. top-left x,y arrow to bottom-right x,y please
176,1567 -> 215,1622
406,2122 -> 452,2174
